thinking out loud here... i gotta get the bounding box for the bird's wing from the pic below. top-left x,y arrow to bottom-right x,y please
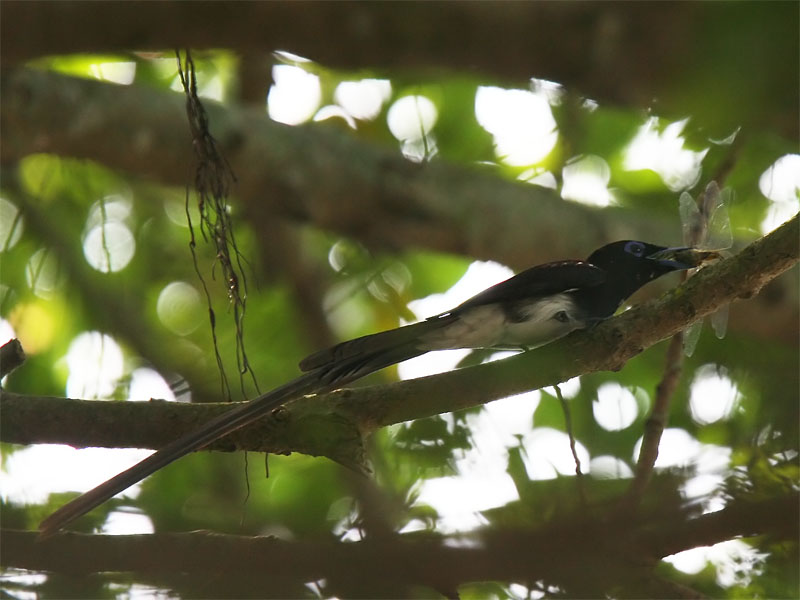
451,260 -> 606,313
300,261 -> 605,374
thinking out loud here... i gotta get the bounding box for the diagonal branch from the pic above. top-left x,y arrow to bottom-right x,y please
2,67 -> 796,344
3,215 -> 796,461
0,67 -> 675,269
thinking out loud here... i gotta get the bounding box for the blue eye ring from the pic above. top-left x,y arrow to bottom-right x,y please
624,241 -> 645,256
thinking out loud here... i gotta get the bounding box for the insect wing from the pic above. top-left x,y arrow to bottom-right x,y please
711,304 -> 730,339
704,186 -> 733,251
704,184 -> 732,339
683,321 -> 703,357
679,191 -> 705,247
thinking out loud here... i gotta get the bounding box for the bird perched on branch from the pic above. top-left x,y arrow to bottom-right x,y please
40,240 -> 717,535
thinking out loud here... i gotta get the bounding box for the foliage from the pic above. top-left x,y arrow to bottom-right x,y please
1,4 -> 798,599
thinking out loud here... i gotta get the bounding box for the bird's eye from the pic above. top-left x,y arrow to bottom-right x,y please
553,311 -> 569,323
624,241 -> 645,257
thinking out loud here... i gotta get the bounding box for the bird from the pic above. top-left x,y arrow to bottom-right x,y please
39,240 -> 717,535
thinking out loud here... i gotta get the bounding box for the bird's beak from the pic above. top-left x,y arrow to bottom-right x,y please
647,246 -> 724,270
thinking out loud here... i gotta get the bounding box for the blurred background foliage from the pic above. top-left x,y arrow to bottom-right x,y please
1,2 -> 798,598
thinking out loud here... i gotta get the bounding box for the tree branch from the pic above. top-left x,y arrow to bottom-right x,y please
1,2 -> 795,137
2,492 -> 796,594
2,67 -> 796,343
0,67 -> 667,269
3,215 -> 796,459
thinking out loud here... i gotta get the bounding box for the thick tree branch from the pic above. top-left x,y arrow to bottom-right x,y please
0,67 -> 667,269
2,492 -> 796,594
2,2 -> 795,137
1,67 -> 796,343
3,215 -> 796,458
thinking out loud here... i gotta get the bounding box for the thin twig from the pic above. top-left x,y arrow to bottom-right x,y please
622,331 -> 685,513
555,384 -> 586,507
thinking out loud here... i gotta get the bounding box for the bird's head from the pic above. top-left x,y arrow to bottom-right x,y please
583,240 -> 721,317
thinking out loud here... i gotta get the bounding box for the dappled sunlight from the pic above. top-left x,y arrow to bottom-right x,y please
81,194 -> 137,273
407,260 -> 514,319
25,248 -> 64,299
759,154 -> 800,203
475,85 -> 558,166
592,382 -> 641,431
522,427 -> 590,480
410,391 -> 542,533
267,64 -> 322,125
0,196 -> 23,250
561,154 -> 615,207
689,364 -> 740,425
156,281 -> 203,336
82,221 -> 135,273
759,153 -> 800,234
65,331 -> 124,399
129,367 -> 176,402
2,17 -> 796,596
387,95 -> 439,162
89,61 -> 136,85
387,95 -> 438,141
589,455 -> 633,478
517,167 -> 558,189
313,104 -> 357,129
102,510 -> 154,536
633,429 -> 732,512
665,539 -> 768,588
542,375 -> 581,399
334,78 -> 392,121
0,444 -> 152,504
623,117 -> 707,191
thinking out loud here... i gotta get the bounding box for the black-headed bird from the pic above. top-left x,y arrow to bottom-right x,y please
40,240 -> 716,535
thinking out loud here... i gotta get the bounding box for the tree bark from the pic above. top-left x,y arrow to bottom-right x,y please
2,67 -> 797,344
3,214 -> 796,460
2,2 -> 796,137
2,492 -> 796,596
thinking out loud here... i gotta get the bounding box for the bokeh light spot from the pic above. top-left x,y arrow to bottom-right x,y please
623,117 -> 707,191
83,222 -> 136,272
268,65 -> 321,125
522,427 -> 589,480
25,248 -> 64,298
689,364 -> 739,425
156,281 -> 203,336
335,79 -> 392,121
0,196 -> 23,251
562,155 -> 614,207
65,331 -> 124,399
593,382 -> 639,431
387,95 -> 438,141
475,86 -> 558,166
759,154 -> 800,234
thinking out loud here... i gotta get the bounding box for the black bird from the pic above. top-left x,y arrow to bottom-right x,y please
39,240 -> 714,535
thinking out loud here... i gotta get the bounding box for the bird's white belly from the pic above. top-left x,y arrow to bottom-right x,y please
420,305 -> 507,350
419,294 -> 582,351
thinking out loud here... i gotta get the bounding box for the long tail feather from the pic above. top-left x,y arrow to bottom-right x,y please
39,372 -> 327,536
39,320 -> 446,536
